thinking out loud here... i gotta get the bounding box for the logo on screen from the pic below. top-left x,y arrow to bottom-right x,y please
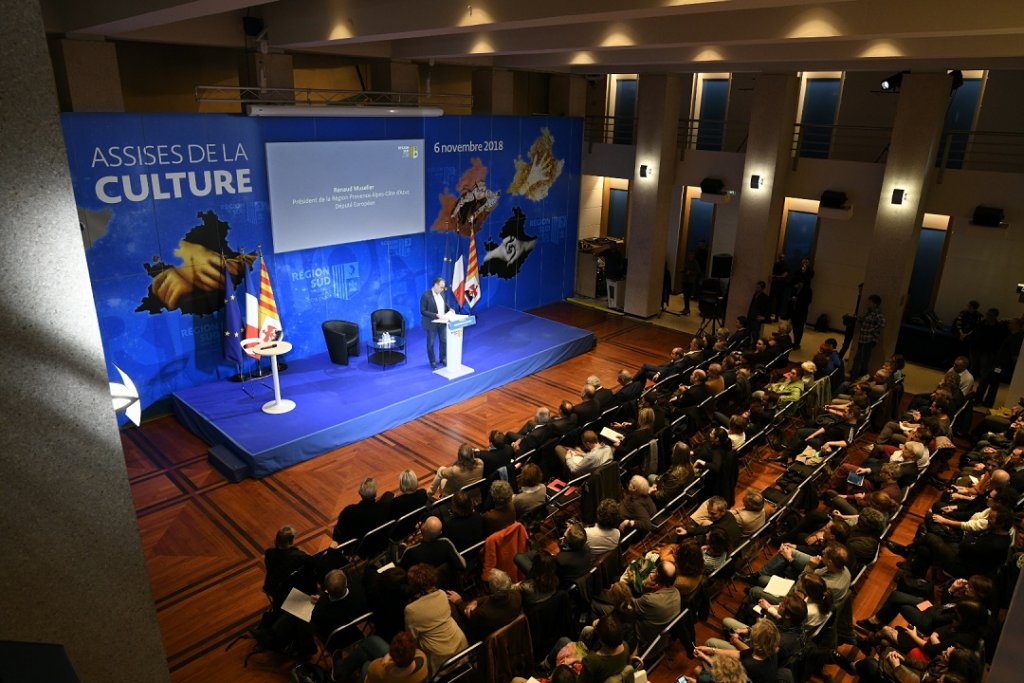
398,144 -> 418,159
331,262 -> 360,300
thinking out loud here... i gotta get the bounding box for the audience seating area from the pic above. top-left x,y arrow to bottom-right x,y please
228,313 -> 1023,683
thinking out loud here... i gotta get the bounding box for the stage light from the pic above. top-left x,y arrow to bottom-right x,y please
880,71 -> 906,91
749,174 -> 764,189
891,188 -> 907,205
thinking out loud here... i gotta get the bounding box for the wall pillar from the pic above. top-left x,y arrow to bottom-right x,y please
860,73 -> 952,366
549,74 -> 587,117
623,74 -> 681,318
0,1 -> 169,680
241,51 -> 295,102
370,60 -> 420,96
54,38 -> 125,111
472,68 -> 514,114
724,73 -> 801,329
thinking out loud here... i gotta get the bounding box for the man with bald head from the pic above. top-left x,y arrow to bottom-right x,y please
399,516 -> 465,588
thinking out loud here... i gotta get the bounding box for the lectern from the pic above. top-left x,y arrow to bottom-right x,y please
434,314 -> 476,380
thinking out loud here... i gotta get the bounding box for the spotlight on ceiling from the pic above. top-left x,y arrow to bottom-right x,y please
880,71 -> 908,92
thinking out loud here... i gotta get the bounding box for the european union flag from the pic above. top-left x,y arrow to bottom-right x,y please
222,262 -> 244,365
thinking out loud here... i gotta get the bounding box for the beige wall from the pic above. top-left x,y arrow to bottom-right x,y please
976,70 -> 1024,133
578,174 -> 605,239
117,41 -> 242,112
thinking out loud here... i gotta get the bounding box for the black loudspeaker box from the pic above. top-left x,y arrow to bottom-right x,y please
710,253 -> 733,279
700,177 -> 725,195
972,205 -> 1005,227
820,190 -> 848,209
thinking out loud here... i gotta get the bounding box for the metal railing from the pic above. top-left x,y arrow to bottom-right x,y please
583,115 -> 637,145
790,123 -> 892,168
679,118 -> 749,154
937,129 -> 1024,179
194,85 -> 473,112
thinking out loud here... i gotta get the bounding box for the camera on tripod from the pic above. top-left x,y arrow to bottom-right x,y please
697,278 -> 725,320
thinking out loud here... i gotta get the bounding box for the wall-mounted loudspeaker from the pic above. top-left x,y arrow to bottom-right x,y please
820,190 -> 848,209
971,205 -> 1005,227
243,17 -> 265,37
700,177 -> 725,195
710,253 -> 733,279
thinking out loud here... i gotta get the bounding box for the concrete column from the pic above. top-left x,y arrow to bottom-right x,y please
0,1 -> 169,681
241,52 -> 295,101
549,74 -> 587,117
472,68 -> 514,114
724,73 -> 801,328
623,74 -> 681,318
54,38 -> 125,111
1008,336 -> 1024,407
860,73 -> 952,366
370,60 -> 421,97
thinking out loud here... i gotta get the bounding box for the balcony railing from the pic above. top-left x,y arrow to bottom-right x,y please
194,85 -> 473,112
584,115 -> 637,146
679,119 -> 749,154
790,123 -> 892,167
937,129 -> 1024,179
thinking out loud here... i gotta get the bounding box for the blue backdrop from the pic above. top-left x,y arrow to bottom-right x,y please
61,113 -> 582,418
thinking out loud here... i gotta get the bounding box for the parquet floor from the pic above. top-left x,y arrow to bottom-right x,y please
124,302 -> 942,682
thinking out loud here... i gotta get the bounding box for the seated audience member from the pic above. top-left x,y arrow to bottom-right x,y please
664,540 -> 706,604
479,430 -> 514,479
768,366 -> 805,404
620,475 -> 657,534
857,600 -> 987,672
651,442 -> 697,507
709,595 -> 806,670
746,542 -> 851,606
730,490 -> 768,537
399,516 -> 466,588
482,480 -> 516,535
857,574 -> 994,635
364,632 -> 428,683
772,403 -> 861,465
404,564 -> 469,674
586,498 -> 624,559
612,406 -> 656,456
586,374 -> 616,411
428,444 -> 484,497
667,369 -> 711,411
392,469 -> 429,521
633,345 -> 688,385
556,429 -> 613,477
572,383 -> 603,424
611,370 -> 646,422
744,337 -> 775,367
554,522 -> 593,585
726,415 -> 748,451
902,504 -> 1015,579
309,568 -> 368,645
677,494 -> 742,546
695,648 -> 750,683
334,477 -> 395,543
508,406 -> 552,453
263,525 -> 311,608
363,566 -> 410,644
702,528 -> 733,574
512,463 -> 546,517
706,363 -> 726,396
577,614 -> 631,683
632,559 -> 681,651
696,617 -> 781,683
513,549 -> 559,606
442,491 -> 485,552
446,568 -> 523,642
771,321 -> 794,350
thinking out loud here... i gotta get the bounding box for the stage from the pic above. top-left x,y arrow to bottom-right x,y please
172,306 -> 595,477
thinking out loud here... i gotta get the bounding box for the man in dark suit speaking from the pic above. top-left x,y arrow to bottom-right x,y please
420,277 -> 452,370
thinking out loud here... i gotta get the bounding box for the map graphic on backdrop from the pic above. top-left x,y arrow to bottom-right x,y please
61,113 -> 582,419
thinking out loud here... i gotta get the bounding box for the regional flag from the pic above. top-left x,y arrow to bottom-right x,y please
222,262 -> 245,365
465,234 -> 481,309
451,255 -> 466,308
243,261 -> 260,358
258,258 -> 283,342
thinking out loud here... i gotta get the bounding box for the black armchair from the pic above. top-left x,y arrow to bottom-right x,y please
322,320 -> 360,365
370,308 -> 406,341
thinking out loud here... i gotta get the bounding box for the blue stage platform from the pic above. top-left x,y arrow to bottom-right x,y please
172,307 -> 595,477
